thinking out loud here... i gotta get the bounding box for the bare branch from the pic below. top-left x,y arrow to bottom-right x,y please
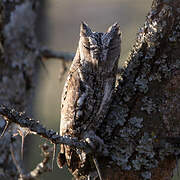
40,46 -> 74,61
10,143 -> 53,180
20,143 -> 52,180
0,105 -> 92,154
0,120 -> 9,138
51,143 -> 57,170
10,144 -> 24,177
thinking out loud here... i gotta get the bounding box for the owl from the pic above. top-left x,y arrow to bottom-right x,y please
57,22 -> 121,179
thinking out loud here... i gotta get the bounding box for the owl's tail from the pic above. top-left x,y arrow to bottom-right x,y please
57,144 -> 82,174
57,144 -> 66,168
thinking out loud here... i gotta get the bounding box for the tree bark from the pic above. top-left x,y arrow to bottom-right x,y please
99,0 -> 180,179
0,0 -> 179,180
0,0 -> 39,179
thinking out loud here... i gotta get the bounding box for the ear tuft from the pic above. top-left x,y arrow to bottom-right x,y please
107,22 -> 121,37
80,22 -> 92,37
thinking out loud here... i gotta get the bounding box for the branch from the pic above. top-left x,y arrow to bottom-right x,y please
0,105 -> 92,154
40,46 -> 74,61
19,144 -> 52,180
38,46 -> 124,81
9,142 -> 53,180
39,47 -> 74,78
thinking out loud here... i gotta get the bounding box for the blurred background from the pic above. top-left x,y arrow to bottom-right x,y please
26,0 -> 157,179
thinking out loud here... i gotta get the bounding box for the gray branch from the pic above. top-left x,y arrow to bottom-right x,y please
40,46 -> 74,61
0,105 -> 92,154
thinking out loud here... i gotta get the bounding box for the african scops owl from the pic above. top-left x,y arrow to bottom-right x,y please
57,22 -> 121,179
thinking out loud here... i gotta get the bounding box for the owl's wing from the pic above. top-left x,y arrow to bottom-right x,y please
58,49 -> 83,170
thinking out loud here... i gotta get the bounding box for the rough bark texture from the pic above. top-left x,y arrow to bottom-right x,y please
0,0 -> 39,179
98,0 -> 180,179
0,0 -> 179,180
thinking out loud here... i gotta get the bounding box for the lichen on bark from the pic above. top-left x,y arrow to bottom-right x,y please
0,0 -> 40,178
100,0 -> 180,179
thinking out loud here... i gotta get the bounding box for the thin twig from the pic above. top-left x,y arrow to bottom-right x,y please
93,157 -> 103,180
17,143 -> 52,180
10,144 -> 24,177
21,135 -> 24,160
26,143 -> 52,179
0,120 -> 9,138
51,143 -> 56,171
59,60 -> 68,80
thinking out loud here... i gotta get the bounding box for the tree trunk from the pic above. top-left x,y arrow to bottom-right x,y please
0,0 -> 39,179
98,0 -> 180,179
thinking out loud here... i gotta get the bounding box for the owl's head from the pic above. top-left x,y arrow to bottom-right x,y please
79,22 -> 121,72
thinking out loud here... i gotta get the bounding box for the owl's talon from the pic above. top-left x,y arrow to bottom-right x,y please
84,130 -> 105,153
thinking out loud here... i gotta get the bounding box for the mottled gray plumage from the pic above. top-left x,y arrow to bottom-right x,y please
57,22 -> 121,178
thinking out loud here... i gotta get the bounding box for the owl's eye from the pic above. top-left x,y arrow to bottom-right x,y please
83,44 -> 90,50
109,45 -> 119,51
